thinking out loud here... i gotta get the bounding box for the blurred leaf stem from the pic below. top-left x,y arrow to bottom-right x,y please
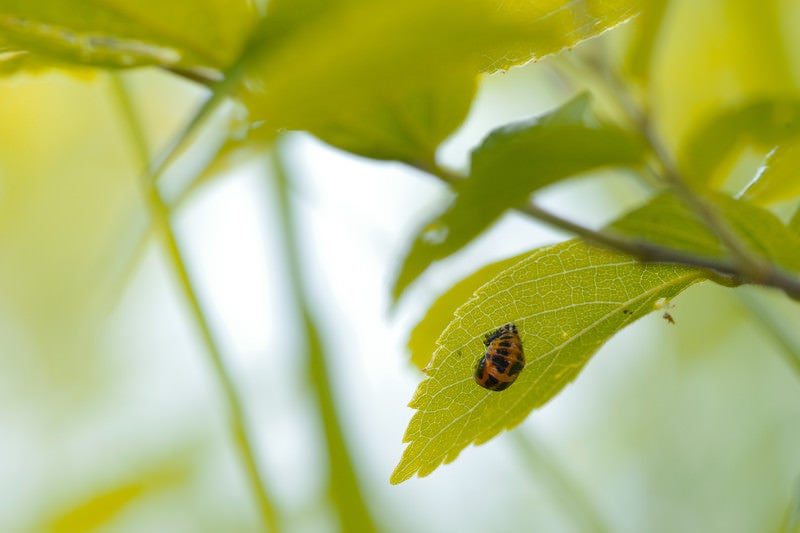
268,140 -> 379,532
110,74 -> 279,532
737,291 -> 800,378
511,431 -> 610,533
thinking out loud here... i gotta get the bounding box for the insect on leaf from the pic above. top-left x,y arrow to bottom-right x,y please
393,189 -> 800,483
408,250 -> 532,371
391,239 -> 705,484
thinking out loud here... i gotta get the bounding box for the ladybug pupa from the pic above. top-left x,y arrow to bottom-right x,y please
473,323 -> 525,391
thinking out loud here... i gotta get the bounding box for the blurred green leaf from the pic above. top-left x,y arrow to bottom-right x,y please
679,97 -> 800,188
783,479 -> 800,533
790,206 -> 800,236
408,250 -> 533,371
476,0 -> 642,73
0,0 -> 256,75
651,0 -> 798,163
741,139 -> 800,204
392,94 -> 645,299
48,483 -> 147,533
242,0 -> 641,161
623,0 -> 669,84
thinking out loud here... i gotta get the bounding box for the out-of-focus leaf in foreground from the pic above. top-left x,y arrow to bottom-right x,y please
47,483 -> 147,533
242,0 -> 641,161
0,0 -> 256,75
740,139 -> 800,205
392,93 -> 645,299
623,0 -> 669,85
0,0 -> 642,161
393,191 -> 800,483
679,97 -> 800,188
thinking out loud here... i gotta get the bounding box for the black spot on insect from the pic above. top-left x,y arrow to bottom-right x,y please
474,323 -> 525,392
508,362 -> 524,377
490,355 -> 509,373
484,375 -> 500,389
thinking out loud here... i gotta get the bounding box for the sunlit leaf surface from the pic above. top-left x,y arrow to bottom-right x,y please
0,0 -> 256,74
242,0 -> 641,161
392,239 -> 703,484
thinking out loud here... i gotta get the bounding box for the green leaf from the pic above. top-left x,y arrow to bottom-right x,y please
408,250 -> 533,371
612,192 -> 800,273
391,239 -> 704,484
740,139 -> 800,205
392,190 -> 800,483
789,206 -> 800,236
623,0 -> 669,84
476,0 -> 643,73
392,94 -> 645,299
679,97 -> 800,188
0,0 -> 256,75
47,483 -> 147,533
241,0 -> 641,161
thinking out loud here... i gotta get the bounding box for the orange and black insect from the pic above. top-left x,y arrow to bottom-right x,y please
474,323 -> 525,391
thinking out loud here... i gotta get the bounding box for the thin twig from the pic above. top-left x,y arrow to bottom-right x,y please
519,201 -> 800,300
428,164 -> 800,300
593,57 -> 773,282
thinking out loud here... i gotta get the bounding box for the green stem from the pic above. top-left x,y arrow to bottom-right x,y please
110,74 -> 279,532
737,291 -> 800,378
511,431 -> 610,533
269,140 -> 379,533
584,53 -> 772,281
428,165 -> 800,299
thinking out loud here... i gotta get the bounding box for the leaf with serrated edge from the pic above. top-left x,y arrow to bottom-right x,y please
394,190 -> 800,483
243,1 -> 640,161
391,241 -> 703,484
